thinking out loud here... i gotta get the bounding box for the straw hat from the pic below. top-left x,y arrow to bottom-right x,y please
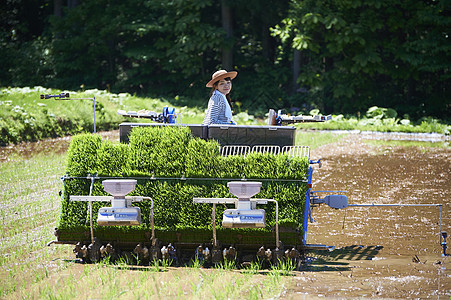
206,70 -> 238,87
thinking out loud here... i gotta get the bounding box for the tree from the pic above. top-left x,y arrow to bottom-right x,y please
221,0 -> 233,70
0,0 -> 53,86
2,0 -> 448,119
48,0 -> 226,95
272,0 -> 450,118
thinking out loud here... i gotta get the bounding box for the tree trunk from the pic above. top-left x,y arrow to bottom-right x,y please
221,0 -> 233,70
54,0 -> 63,17
262,25 -> 270,60
292,49 -> 301,94
67,0 -> 79,9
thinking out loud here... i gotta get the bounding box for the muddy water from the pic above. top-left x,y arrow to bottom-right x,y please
309,138 -> 450,255
283,135 -> 450,299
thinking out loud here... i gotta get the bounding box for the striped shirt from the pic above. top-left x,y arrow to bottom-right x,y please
202,92 -> 235,125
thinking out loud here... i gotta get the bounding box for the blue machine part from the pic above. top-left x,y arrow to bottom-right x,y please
302,165 -> 314,246
222,208 -> 266,228
224,214 -> 264,222
163,106 -> 176,123
97,207 -> 142,226
442,231 -> 448,256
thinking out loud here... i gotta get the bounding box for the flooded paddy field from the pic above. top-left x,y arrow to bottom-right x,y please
0,130 -> 449,299
285,134 -> 450,298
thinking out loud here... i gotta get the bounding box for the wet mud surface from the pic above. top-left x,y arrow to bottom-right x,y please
283,135 -> 450,299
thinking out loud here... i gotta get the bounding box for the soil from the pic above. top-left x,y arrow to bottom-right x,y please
0,131 -> 119,162
2,131 -> 449,298
280,134 -> 450,299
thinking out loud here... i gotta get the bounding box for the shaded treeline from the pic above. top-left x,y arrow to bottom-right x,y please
1,0 -> 449,119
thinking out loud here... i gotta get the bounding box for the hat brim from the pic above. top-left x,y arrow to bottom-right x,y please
206,71 -> 237,87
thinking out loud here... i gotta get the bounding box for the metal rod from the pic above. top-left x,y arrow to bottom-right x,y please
93,96 -> 96,134
311,190 -> 348,193
55,98 -> 94,100
348,204 -> 442,207
439,207 -> 448,256
440,205 -> 443,248
143,197 -> 155,245
212,203 -> 217,248
267,199 -> 279,249
61,175 -> 307,183
88,175 -> 96,244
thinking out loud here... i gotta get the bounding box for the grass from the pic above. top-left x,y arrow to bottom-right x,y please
271,258 -> 296,276
242,259 -> 263,275
0,87 -> 208,145
23,263 -> 288,299
5,256 -> 290,299
0,151 -> 73,298
296,130 -> 347,149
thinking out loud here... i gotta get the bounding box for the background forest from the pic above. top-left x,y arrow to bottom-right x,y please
1,0 -> 450,120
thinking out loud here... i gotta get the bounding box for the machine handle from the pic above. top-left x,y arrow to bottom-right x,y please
40,93 -> 69,99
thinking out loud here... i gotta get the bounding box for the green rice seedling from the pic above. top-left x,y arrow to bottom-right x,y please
267,269 -> 282,287
59,128 -> 308,257
115,254 -> 133,270
270,257 -> 296,276
82,265 -> 90,277
149,258 -> 161,272
101,253 -> 112,265
161,257 -> 171,271
0,151 -> 67,299
132,252 -> 141,266
212,279 -> 238,299
215,258 -> 236,271
248,284 -> 264,300
189,254 -> 205,269
102,278 -> 123,299
189,274 -> 204,296
242,259 -> 262,275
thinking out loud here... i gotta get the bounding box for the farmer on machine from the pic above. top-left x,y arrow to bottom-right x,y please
202,70 -> 238,125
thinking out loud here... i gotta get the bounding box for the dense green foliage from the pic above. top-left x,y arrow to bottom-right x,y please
0,87 -> 207,146
0,87 -> 124,145
299,106 -> 450,134
272,0 -> 450,119
59,127 -> 309,244
1,0 -> 449,120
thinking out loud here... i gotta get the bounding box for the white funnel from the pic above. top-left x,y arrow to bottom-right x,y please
227,181 -> 262,200
102,179 -> 137,208
102,179 -> 137,198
